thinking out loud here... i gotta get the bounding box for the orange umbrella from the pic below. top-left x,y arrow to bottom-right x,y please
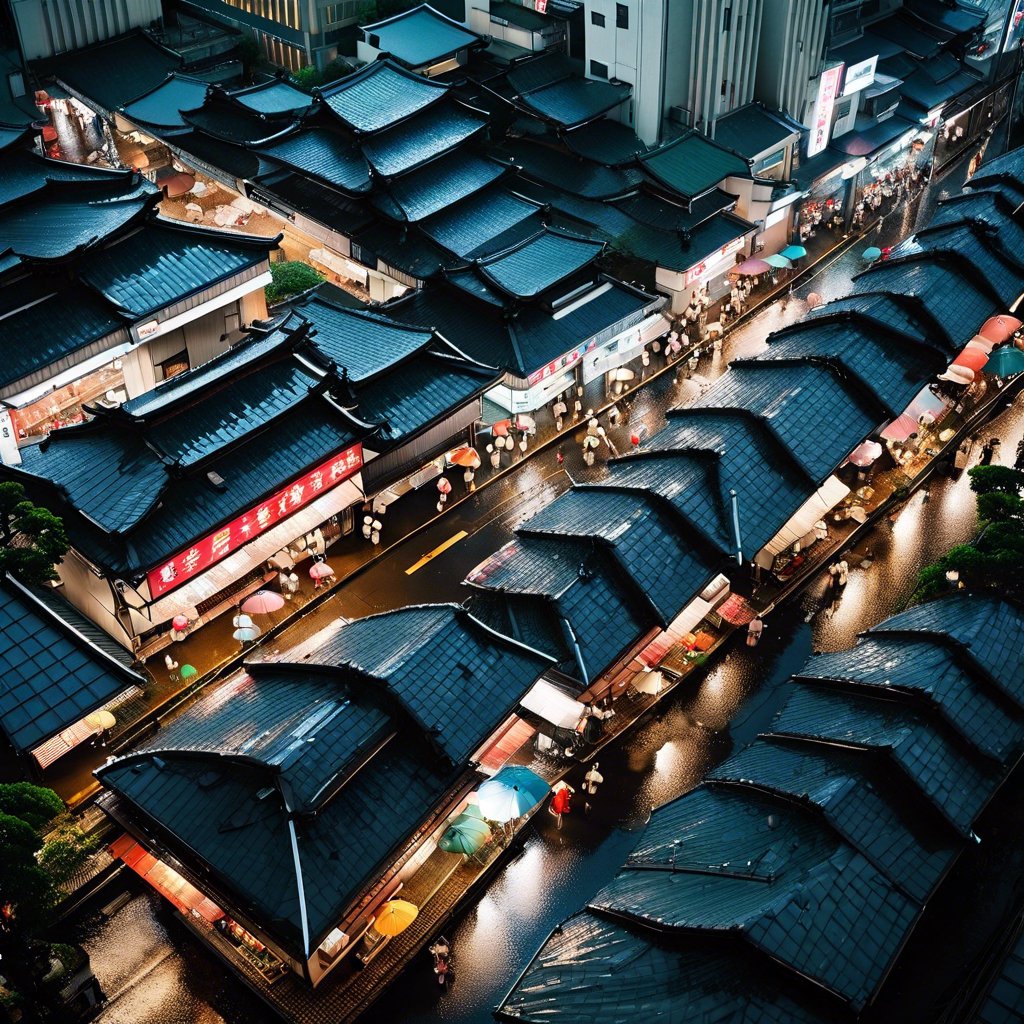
450,446 -> 481,468
978,315 -> 1022,344
488,419 -> 511,437
373,899 -> 418,936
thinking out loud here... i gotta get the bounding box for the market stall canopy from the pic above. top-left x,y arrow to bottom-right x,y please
520,678 -> 586,729
754,475 -> 850,568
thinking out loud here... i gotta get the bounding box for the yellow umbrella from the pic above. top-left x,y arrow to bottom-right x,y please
373,899 -> 419,937
85,709 -> 116,732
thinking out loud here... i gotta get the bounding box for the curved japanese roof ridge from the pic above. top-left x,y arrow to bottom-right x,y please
120,74 -> 210,131
228,77 -> 315,116
475,227 -> 603,298
359,4 -> 483,69
318,59 -> 449,134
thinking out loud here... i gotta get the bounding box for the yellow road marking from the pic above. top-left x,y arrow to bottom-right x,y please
405,531 -> 468,575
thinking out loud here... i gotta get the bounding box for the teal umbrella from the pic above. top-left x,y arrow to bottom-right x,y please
764,253 -> 793,269
179,664 -> 198,680
780,244 -> 807,260
477,766 -> 549,823
438,814 -> 492,855
985,346 -> 1024,378
862,246 -> 882,261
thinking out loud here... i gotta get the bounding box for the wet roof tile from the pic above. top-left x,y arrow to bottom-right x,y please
361,3 -> 481,67
375,149 -> 505,221
477,229 -> 603,298
362,100 -> 487,177
805,635 -> 1024,762
640,129 -> 750,199
121,74 -> 209,130
772,683 -> 998,834
421,187 -> 540,258
257,127 -> 371,193
320,59 -> 448,133
496,138 -> 644,199
0,576 -> 142,753
229,79 -> 314,116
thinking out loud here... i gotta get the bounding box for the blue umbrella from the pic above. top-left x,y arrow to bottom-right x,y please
985,346 -> 1024,378
764,253 -> 793,269
477,766 -> 549,823
862,246 -> 882,261
780,244 -> 807,260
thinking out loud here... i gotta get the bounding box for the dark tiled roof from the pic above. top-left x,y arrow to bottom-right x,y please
297,604 -> 550,764
120,74 -> 209,130
0,575 -> 142,753
640,129 -> 749,199
99,684 -> 453,958
804,635 -> 1024,762
43,31 -> 181,111
497,139 -> 644,199
805,292 -> 932,342
868,595 -> 1024,710
0,284 -> 127,390
711,740 -> 956,903
228,79 -> 314,116
507,53 -> 631,128
909,222 -> 1024,305
376,150 -> 505,221
355,350 -> 494,443
361,100 -> 487,178
476,229 -> 603,298
254,172 -> 374,234
976,925 -> 1024,1024
753,317 -> 946,416
169,129 -> 261,180
498,911 -> 827,1024
83,222 -> 275,318
772,683 -> 997,834
467,538 -> 654,680
563,118 -> 647,166
519,486 -> 714,622
0,151 -> 130,209
713,103 -> 801,160
868,11 -> 948,58
830,116 -> 918,158
422,187 -> 541,258
319,59 -> 448,133
298,294 -> 434,381
356,219 -> 458,279
592,780 -> 920,1009
256,128 -> 371,194
690,362 -> 883,481
0,176 -> 156,259
360,3 -> 481,68
182,100 -> 294,146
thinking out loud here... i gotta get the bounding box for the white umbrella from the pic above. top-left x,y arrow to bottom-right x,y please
233,624 -> 261,643
633,670 -> 663,695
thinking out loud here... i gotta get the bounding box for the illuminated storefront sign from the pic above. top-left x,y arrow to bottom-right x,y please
147,443 -> 363,598
527,338 -> 598,386
808,64 -> 844,158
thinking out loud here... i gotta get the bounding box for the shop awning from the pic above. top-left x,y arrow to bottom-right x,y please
145,475 -> 364,621
30,685 -> 142,769
755,476 -> 850,567
520,678 -> 586,729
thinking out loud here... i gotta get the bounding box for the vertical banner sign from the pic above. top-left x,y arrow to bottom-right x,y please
807,64 -> 844,158
0,410 -> 21,466
147,443 -> 363,598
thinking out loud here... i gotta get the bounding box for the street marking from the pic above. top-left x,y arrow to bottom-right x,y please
406,531 -> 468,575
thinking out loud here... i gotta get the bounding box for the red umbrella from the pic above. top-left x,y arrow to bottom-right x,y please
308,561 -> 335,580
880,414 -> 918,442
488,420 -> 511,437
450,447 -> 482,469
241,590 -> 286,615
978,315 -> 1022,344
952,347 -> 989,372
172,614 -> 190,632
551,787 -> 571,815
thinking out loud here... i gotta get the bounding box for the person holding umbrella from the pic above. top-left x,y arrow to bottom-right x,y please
549,782 -> 573,829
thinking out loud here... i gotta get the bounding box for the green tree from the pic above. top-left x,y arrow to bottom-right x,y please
291,65 -> 322,92
266,260 -> 324,304
0,784 -> 62,831
37,821 -> 97,887
238,32 -> 262,83
0,483 -> 69,584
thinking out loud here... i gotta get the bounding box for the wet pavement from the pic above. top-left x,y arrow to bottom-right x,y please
73,142 -> 1022,1024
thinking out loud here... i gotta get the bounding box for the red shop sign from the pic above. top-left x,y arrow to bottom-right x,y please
147,443 -> 363,599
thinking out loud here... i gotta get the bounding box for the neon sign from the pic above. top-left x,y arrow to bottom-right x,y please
808,63 -> 844,159
147,443 -> 363,598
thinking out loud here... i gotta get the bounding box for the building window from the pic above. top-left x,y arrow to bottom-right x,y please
322,0 -> 358,26
753,149 -> 785,175
616,3 -> 628,28
590,59 -> 609,78
835,97 -> 853,120
591,11 -> 605,26
159,352 -> 190,381
722,6 -> 731,30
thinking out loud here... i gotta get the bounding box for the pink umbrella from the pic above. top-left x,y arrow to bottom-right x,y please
241,590 -> 286,615
952,347 -> 989,372
309,562 -> 335,580
514,414 -> 536,433
848,440 -> 883,467
731,258 -> 771,276
978,315 -> 1022,344
172,614 -> 190,632
437,477 -> 452,495
880,414 -> 919,442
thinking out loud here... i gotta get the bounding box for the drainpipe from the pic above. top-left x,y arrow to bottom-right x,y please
730,489 -> 744,566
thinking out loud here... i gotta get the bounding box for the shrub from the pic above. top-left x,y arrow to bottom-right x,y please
266,261 -> 323,304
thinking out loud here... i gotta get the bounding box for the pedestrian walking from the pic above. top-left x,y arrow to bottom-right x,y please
607,403 -> 621,428
556,450 -> 565,467
550,783 -> 573,829
552,397 -> 567,431
746,616 -> 764,647
164,653 -> 179,681
979,437 -> 998,465
487,443 -> 500,470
